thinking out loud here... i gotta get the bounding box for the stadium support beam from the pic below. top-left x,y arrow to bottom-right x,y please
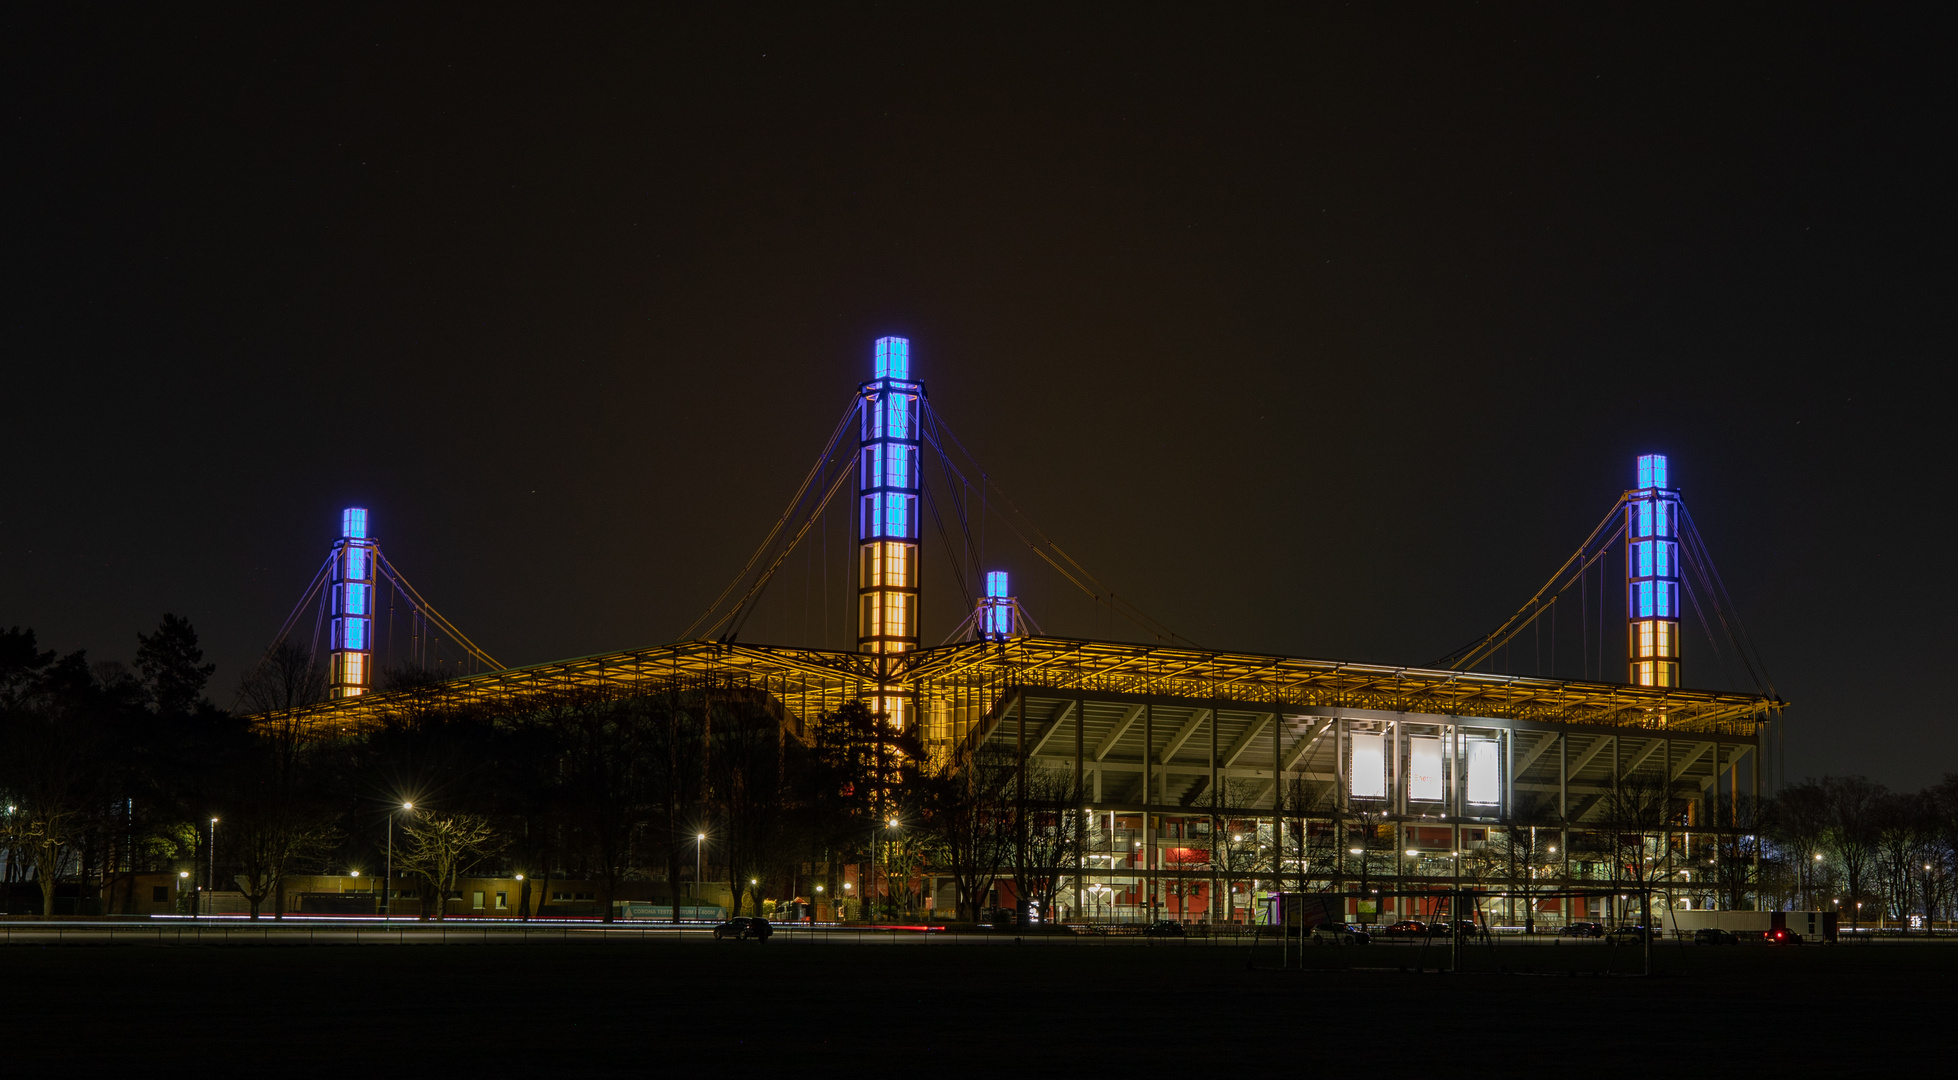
1159,709 -> 1211,763
1027,700 -> 1076,758
1222,713 -> 1274,768
1094,704 -> 1145,761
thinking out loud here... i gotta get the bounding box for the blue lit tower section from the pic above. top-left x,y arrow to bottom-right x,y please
858,337 -> 922,728
978,571 -> 1020,643
329,507 -> 377,698
1626,455 -> 1682,687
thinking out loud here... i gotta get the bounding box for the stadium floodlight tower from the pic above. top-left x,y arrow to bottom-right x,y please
858,336 -> 923,731
1626,455 -> 1682,687
978,571 -> 1026,643
329,507 -> 377,697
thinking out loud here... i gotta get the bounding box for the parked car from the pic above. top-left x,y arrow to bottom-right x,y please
1310,922 -> 1373,945
1765,926 -> 1804,945
1559,922 -> 1605,938
1693,928 -> 1739,946
1605,925 -> 1651,945
1427,920 -> 1479,937
1142,920 -> 1186,937
1382,920 -> 1429,938
713,916 -> 773,942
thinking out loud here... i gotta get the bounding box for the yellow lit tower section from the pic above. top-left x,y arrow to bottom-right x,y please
857,336 -> 922,730
1626,455 -> 1682,687
329,507 -> 377,697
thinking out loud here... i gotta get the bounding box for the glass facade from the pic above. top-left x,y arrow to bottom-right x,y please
1625,456 -> 1682,687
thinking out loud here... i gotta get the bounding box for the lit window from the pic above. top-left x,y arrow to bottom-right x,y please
1633,581 -> 1654,618
1654,499 -> 1672,538
1656,620 -> 1674,657
862,444 -> 883,491
336,651 -> 368,687
1632,620 -> 1655,658
1633,501 -> 1653,538
1656,541 -> 1674,578
343,583 -> 369,616
342,507 -> 368,539
880,493 -> 910,538
344,545 -> 370,581
1656,581 -> 1677,617
1634,541 -> 1653,578
986,571 -> 1009,599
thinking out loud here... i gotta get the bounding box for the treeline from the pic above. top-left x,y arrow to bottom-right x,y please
0,622 -> 1051,923
1765,775 -> 1958,927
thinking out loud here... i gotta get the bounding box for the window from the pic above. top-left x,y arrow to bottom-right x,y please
152,885 -> 170,902
342,507 -> 368,539
1633,501 -> 1653,538
1632,581 -> 1654,618
472,891 -> 485,910
344,544 -> 370,581
341,582 -> 369,616
1656,540 -> 1675,578
337,616 -> 368,651
495,892 -> 508,910
1634,541 -> 1653,578
1654,499 -> 1672,538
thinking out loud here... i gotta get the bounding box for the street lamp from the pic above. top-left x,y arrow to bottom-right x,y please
385,802 -> 413,919
208,818 -> 219,915
695,833 -> 707,901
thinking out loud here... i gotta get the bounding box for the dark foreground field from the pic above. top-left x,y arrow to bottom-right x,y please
6,933 -> 1952,1072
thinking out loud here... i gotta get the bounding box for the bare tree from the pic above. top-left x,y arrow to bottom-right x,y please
1822,775 -> 1887,931
395,812 -> 502,921
920,745 -> 1015,923
1014,763 -> 1083,924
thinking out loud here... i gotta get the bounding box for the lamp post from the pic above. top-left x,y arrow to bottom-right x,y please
386,802 -> 413,919
695,833 -> 706,902
207,818 -> 218,916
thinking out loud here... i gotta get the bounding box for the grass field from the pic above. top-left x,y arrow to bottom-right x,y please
6,934 -> 1952,1071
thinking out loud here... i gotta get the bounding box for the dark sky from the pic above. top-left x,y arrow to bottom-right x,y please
4,7 -> 1950,786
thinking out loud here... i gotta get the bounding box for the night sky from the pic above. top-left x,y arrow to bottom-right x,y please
4,8 -> 1950,786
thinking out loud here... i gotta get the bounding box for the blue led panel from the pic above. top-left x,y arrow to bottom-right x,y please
1656,541 -> 1674,578
885,445 -> 912,489
344,545 -> 370,581
1654,499 -> 1672,537
986,571 -> 1009,599
1637,454 -> 1669,490
883,394 -> 911,440
344,583 -> 369,616
1658,581 -> 1676,617
1634,541 -> 1653,578
881,493 -> 910,538
874,336 -> 911,381
342,507 -> 369,539
1633,581 -> 1654,618
343,617 -> 368,650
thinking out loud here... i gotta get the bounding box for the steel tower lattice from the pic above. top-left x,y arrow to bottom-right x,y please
857,336 -> 923,729
329,507 -> 377,697
1626,454 -> 1682,686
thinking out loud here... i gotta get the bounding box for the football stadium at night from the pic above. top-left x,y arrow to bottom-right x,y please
252,337 -> 1785,931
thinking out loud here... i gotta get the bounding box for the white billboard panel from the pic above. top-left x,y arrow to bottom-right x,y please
1349,732 -> 1386,799
1466,738 -> 1501,806
1408,737 -> 1444,802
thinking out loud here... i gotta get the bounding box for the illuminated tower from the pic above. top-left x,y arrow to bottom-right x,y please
1626,455 -> 1681,687
329,507 -> 377,697
858,337 -> 922,729
977,571 -> 1025,642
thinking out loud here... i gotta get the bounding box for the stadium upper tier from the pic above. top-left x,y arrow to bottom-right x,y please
254,634 -> 1780,740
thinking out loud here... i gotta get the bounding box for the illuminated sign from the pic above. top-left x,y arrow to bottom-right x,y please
1408,737 -> 1443,802
1349,732 -> 1386,799
1466,739 -> 1500,806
